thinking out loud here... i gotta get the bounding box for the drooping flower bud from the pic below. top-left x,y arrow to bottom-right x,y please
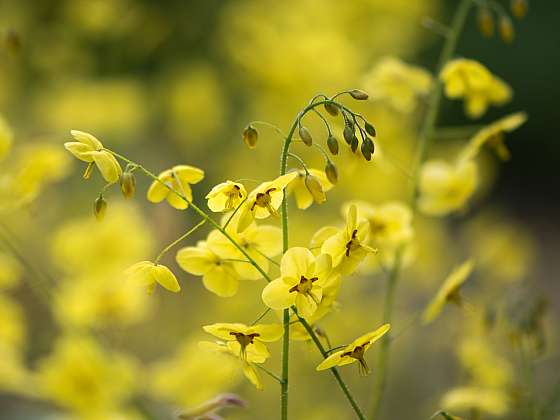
361,139 -> 372,161
348,89 -> 369,100
478,7 -> 494,37
499,15 -> 514,43
511,0 -> 528,19
343,122 -> 355,145
350,135 -> 359,153
325,161 -> 338,184
120,171 -> 136,199
304,173 -> 326,204
364,121 -> 377,137
299,125 -> 313,146
327,135 -> 339,155
324,102 -> 339,117
242,125 -> 258,149
94,195 -> 107,221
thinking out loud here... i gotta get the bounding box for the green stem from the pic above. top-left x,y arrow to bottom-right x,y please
154,219 -> 206,263
369,1 -> 472,418
256,364 -> 284,384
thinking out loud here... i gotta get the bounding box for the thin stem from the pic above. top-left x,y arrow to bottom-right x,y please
250,120 -> 287,139
251,308 -> 272,325
154,219 -> 206,263
287,152 -> 309,174
223,196 -> 248,230
256,364 -> 283,384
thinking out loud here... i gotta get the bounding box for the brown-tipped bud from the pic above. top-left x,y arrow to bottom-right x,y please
511,0 -> 528,19
325,161 -> 338,184
299,125 -> 313,146
343,124 -> 354,145
348,89 -> 369,100
304,173 -> 326,204
364,121 -> 377,137
324,102 -> 339,117
499,15 -> 514,43
326,135 -> 339,155
242,125 -> 258,149
350,135 -> 359,153
478,7 -> 494,37
94,195 -> 107,221
361,139 -> 372,161
4,29 -> 21,53
120,171 -> 136,199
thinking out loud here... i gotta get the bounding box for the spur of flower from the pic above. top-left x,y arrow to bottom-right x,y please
237,172 -> 298,231
286,169 -> 333,210
316,324 -> 390,375
176,241 -> 240,297
206,180 -> 247,213
320,204 -> 376,275
202,322 -> 283,361
261,247 -> 337,318
418,159 -> 478,216
440,59 -> 511,119
147,165 -> 204,210
422,260 -> 475,324
125,261 -> 181,294
64,130 -> 122,183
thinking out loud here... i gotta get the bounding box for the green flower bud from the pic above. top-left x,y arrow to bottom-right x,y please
343,123 -> 355,145
299,125 -> 313,146
324,102 -> 339,117
511,0 -> 528,19
304,173 -> 326,204
499,15 -> 514,43
325,161 -> 338,184
364,121 -> 377,137
242,125 -> 258,149
350,135 -> 359,153
349,89 -> 369,100
361,139 -> 372,161
478,7 -> 494,38
327,135 -> 339,155
94,195 -> 107,221
120,171 -> 136,199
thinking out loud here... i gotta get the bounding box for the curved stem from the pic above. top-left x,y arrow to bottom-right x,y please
155,219 -> 206,263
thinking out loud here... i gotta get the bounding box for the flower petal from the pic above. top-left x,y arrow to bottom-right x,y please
261,278 -> 296,310
280,247 -> 314,279
151,264 -> 180,293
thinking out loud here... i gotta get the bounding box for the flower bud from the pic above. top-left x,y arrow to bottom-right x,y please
361,139 -> 372,161
349,89 -> 369,100
364,121 -> 377,137
304,173 -> 326,204
350,135 -> 359,153
327,135 -> 339,155
94,195 -> 107,221
477,7 -> 494,37
120,171 -> 136,199
511,0 -> 528,19
242,125 -> 258,149
343,123 -> 354,145
299,125 -> 313,146
325,161 -> 338,184
324,102 -> 339,117
499,15 -> 514,43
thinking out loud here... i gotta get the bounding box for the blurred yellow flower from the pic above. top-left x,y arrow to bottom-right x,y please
441,386 -> 510,417
147,165 -> 204,210
206,180 -> 247,213
0,344 -> 30,394
262,247 -> 336,318
125,261 -> 180,294
440,59 -> 512,118
362,56 -> 432,113
0,253 -> 21,290
176,241 -> 241,297
316,324 -> 390,374
418,159 -> 478,216
0,114 -> 13,161
286,169 -> 333,210
0,295 -> 25,349
422,260 -> 474,324
459,337 -> 513,388
65,130 -> 122,183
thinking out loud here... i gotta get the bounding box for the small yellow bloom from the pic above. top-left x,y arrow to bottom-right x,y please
286,169 -> 333,210
441,386 -> 510,417
418,159 -> 478,216
147,164 -> 204,210
422,260 -> 475,324
176,241 -> 241,297
459,112 -> 528,162
202,322 -> 282,361
206,180 -> 247,212
440,59 -> 512,118
125,261 -> 180,294
316,324 -> 390,374
321,204 -> 375,275
64,130 -> 122,183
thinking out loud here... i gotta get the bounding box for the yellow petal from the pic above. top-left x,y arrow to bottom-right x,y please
63,142 -> 95,162
176,246 -> 216,275
250,323 -> 283,342
354,323 -> 391,348
86,150 -> 122,183
203,265 -> 239,297
316,350 -> 346,371
172,165 -> 205,184
151,264 -> 181,293
261,278 -> 296,310
280,247 -> 314,279
242,362 -> 263,390
70,130 -> 103,150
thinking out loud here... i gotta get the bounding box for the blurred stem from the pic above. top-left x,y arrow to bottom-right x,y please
369,1 -> 472,419
154,219 -> 206,263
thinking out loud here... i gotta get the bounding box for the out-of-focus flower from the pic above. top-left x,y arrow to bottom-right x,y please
418,159 -> 478,216
316,324 -> 390,374
459,337 -> 513,388
176,241 -> 241,297
0,253 -> 21,290
0,114 -> 13,161
147,165 -> 204,210
459,112 -> 528,162
287,169 -> 333,210
440,59 -> 512,118
65,130 -> 122,183
441,387 -> 510,417
36,335 -> 137,416
362,56 -> 432,112
422,260 -> 475,324
0,344 -> 30,394
125,261 -> 180,294
177,392 -> 247,419
261,247 -> 336,318
206,181 -> 247,213
0,295 -> 25,349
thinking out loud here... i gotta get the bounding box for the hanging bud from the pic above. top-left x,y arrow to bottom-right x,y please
350,135 -> 359,153
348,89 -> 369,100
299,125 -> 313,146
304,173 -> 326,204
120,171 -> 136,199
325,161 -> 338,184
511,0 -> 528,19
361,139 -> 372,161
324,102 -> 339,117
343,120 -> 355,145
364,121 -> 377,137
477,7 -> 494,37
499,15 -> 514,43
327,135 -> 339,155
94,195 -> 107,221
242,125 -> 258,149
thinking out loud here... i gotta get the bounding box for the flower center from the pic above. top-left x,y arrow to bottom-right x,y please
345,229 -> 360,256
343,345 -> 369,375
225,185 -> 242,210
289,275 -> 318,295
252,188 -> 278,216
229,332 -> 260,359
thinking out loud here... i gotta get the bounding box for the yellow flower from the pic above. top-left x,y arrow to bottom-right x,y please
125,261 -> 180,294
0,114 -> 14,161
206,180 -> 247,212
202,322 -> 282,361
147,164 -> 204,210
440,59 -> 512,118
286,169 -> 333,210
441,386 -> 510,417
237,172 -> 298,231
261,247 -> 337,318
418,159 -> 478,216
422,260 -> 475,324
362,56 -> 432,113
64,130 -> 122,183
176,241 -> 241,297
321,204 -> 375,275
206,222 -> 281,280
0,253 -> 21,290
459,112 -> 528,162
0,295 -> 25,349
0,344 -> 30,394
316,324 -> 390,374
